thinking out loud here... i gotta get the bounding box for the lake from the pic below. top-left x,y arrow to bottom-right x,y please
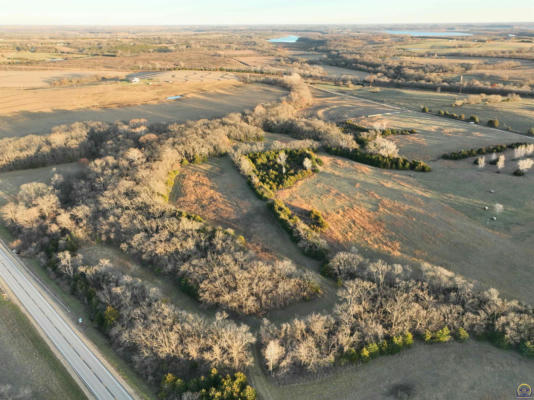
385,30 -> 472,37
268,35 -> 300,43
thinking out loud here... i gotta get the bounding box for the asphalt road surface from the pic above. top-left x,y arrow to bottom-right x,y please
0,239 -> 134,400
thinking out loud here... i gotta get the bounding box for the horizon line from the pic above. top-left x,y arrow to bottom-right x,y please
1,21 -> 533,27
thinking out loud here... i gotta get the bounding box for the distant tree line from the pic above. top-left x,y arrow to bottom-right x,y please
325,147 -> 431,172
442,143 -> 528,160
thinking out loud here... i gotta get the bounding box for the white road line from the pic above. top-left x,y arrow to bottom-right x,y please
0,240 -> 134,400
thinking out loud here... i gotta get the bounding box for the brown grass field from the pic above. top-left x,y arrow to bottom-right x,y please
277,118 -> 534,303
0,83 -> 286,138
333,85 -> 534,135
304,87 -> 399,121
354,111 -> 534,160
0,68 -> 128,88
0,71 -> 241,117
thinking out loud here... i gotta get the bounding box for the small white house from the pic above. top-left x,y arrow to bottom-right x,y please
130,77 -> 140,84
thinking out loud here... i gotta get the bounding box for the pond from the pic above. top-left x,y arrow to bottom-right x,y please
384,30 -> 472,37
268,35 -> 300,43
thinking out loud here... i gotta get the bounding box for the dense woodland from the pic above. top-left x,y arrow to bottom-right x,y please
260,251 -> 534,377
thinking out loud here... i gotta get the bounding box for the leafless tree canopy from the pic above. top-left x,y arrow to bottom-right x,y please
260,251 -> 534,376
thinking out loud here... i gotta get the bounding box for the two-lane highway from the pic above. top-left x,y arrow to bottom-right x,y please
0,239 -> 134,400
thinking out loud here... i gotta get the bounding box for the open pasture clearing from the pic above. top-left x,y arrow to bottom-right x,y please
319,65 -> 370,80
350,88 -> 534,135
0,83 -> 286,138
278,152 -> 534,304
0,49 -> 86,65
305,86 -> 399,121
126,69 -> 238,83
395,37 -> 534,55
332,86 -> 534,134
170,156 -> 315,269
0,71 -> 241,117
354,110 -> 534,160
0,68 -> 128,88
0,296 -> 87,400
45,49 -> 253,71
249,340 -> 533,400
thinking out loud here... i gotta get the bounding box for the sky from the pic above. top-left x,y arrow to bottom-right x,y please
1,0 -> 533,25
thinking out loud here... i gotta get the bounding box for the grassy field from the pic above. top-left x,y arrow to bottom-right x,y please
395,37 -> 534,55
353,110 -> 534,161
0,83 -> 286,138
249,340 -> 534,400
304,86 -> 399,121
277,146 -> 534,304
0,68 -> 128,88
336,86 -> 534,134
171,156 -> 313,267
0,72 -> 240,117
0,294 -> 87,400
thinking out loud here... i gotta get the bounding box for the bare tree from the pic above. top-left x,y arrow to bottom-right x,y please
264,340 -> 285,372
